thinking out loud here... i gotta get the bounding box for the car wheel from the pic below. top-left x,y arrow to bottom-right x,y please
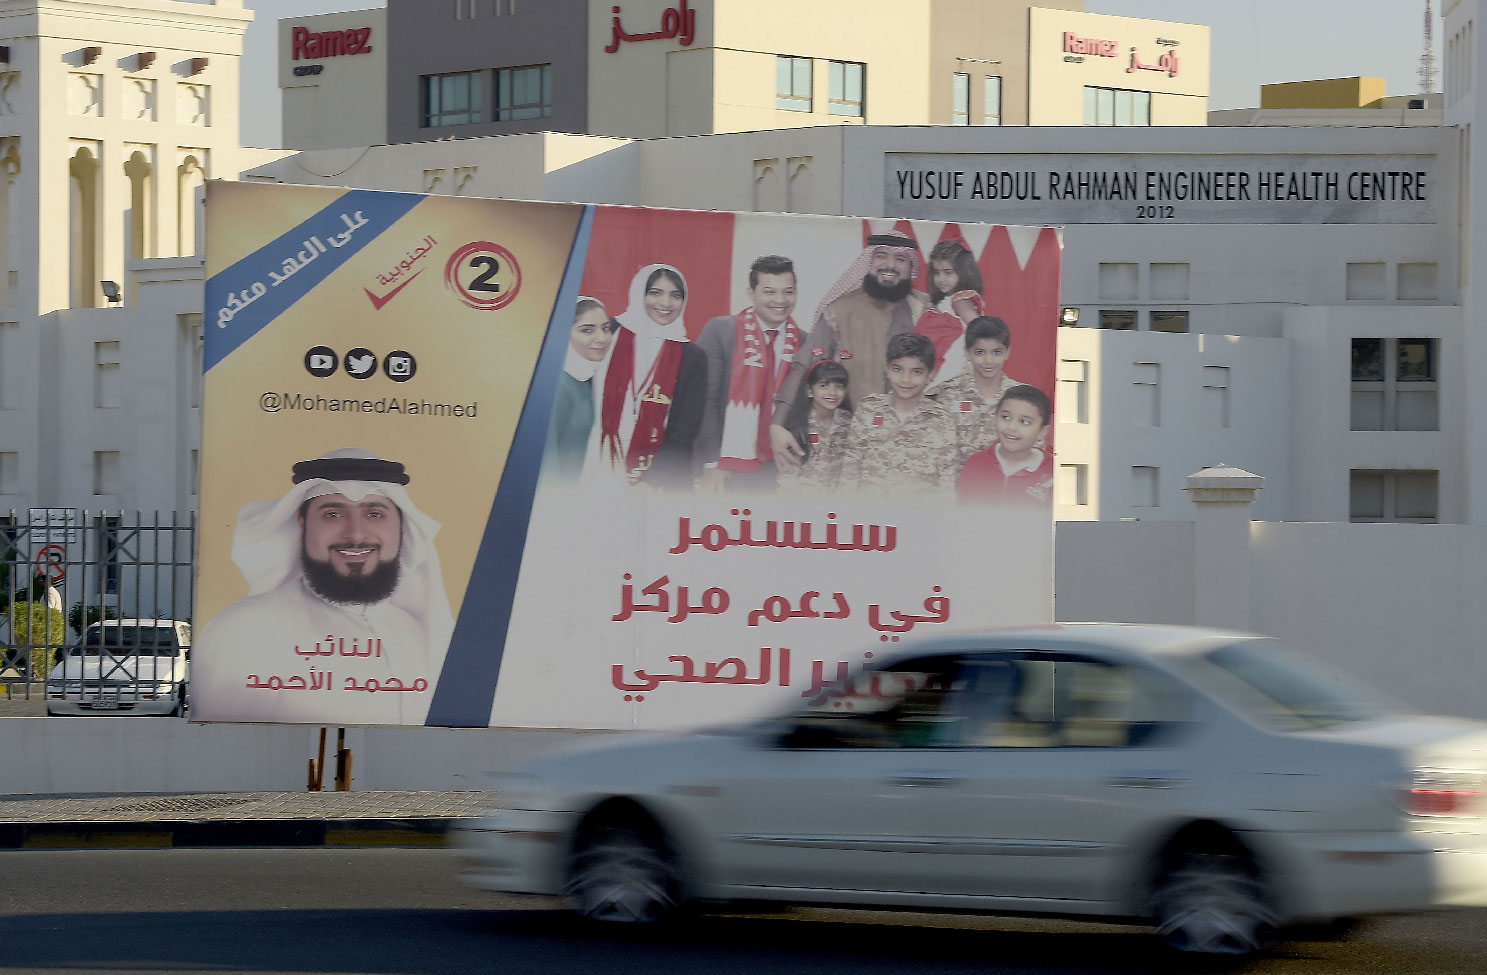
1153,846 -> 1275,957
566,823 -> 681,924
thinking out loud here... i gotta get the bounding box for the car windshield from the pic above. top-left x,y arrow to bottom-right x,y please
81,626 -> 180,655
1185,640 -> 1388,730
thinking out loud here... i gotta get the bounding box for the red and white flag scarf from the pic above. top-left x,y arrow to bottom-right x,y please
600,327 -> 685,483
718,307 -> 801,472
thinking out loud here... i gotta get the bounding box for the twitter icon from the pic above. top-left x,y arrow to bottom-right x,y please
344,348 -> 378,379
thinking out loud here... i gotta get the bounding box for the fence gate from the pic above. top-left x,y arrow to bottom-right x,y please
0,510 -> 195,703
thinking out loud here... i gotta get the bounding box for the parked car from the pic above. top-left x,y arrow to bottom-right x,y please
453,624 -> 1487,958
45,618 -> 191,716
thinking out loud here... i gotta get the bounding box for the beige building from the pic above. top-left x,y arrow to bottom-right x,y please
0,0 -> 287,520
1028,9 -> 1209,125
280,0 -> 1210,150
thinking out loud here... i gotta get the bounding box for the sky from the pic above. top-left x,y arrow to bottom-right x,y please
237,0 -> 1445,148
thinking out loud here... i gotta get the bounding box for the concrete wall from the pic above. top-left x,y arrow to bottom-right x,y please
8,512 -> 1487,795
0,719 -> 605,794
1058,514 -> 1487,720
1054,328 -> 1293,522
1248,521 -> 1487,721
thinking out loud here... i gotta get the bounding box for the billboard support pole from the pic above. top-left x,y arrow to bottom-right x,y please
308,727 -> 327,791
334,727 -> 352,791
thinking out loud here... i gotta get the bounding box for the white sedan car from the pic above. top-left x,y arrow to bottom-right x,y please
453,625 -> 1487,957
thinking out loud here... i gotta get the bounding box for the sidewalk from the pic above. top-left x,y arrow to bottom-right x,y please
0,789 -> 498,849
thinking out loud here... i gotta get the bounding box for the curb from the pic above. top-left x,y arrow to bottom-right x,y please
0,817 -> 458,849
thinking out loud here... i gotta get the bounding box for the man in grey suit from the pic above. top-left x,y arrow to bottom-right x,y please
693,255 -> 801,494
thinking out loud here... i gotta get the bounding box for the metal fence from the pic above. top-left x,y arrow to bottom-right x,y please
0,511 -> 195,706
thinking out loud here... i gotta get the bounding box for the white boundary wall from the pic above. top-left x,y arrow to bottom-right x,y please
7,511 -> 1486,796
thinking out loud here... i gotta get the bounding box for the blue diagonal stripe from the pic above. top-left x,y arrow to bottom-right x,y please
424,205 -> 595,728
204,189 -> 424,371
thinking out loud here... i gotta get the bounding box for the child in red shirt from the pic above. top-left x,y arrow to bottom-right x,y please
956,385 -> 1054,506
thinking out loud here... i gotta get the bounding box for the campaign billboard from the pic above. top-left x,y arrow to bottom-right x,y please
196,182 -> 1061,727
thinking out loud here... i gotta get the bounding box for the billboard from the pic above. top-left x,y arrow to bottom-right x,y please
196,182 -> 1061,727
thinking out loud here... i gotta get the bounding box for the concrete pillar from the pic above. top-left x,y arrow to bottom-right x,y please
1183,465 -> 1263,631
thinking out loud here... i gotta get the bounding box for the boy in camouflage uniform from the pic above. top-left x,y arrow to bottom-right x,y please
841,333 -> 959,499
928,316 -> 1023,466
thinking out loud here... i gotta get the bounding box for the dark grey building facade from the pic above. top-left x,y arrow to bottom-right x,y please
385,0 -> 590,144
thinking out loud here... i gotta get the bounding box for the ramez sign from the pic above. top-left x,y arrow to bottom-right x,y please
292,26 -> 374,61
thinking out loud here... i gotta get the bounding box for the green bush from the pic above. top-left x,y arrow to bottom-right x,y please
69,602 -> 119,640
2,602 -> 66,678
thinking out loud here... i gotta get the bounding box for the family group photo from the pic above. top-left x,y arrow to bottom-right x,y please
545,211 -> 1062,506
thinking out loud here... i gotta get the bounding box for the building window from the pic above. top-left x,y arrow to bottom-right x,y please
1350,470 -> 1438,523
94,341 -> 120,409
1132,466 -> 1160,508
1149,262 -> 1190,300
1345,262 -> 1387,300
1083,87 -> 1151,126
1098,263 -> 1138,300
1057,464 -> 1089,506
422,71 -> 482,127
828,60 -> 865,117
952,72 -> 970,125
1056,358 -> 1089,424
1202,366 -> 1231,430
1397,262 -> 1439,300
1132,362 -> 1159,426
495,64 -> 551,121
0,321 -> 15,408
93,450 -> 120,496
776,56 -> 812,112
98,514 -> 120,595
1350,337 -> 1439,431
1098,309 -> 1136,330
1150,310 -> 1189,333
983,75 -> 1002,125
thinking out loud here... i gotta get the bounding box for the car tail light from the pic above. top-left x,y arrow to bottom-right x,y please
1400,769 -> 1483,817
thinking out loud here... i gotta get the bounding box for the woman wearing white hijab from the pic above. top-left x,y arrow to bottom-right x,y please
544,296 -> 615,481
589,264 -> 706,489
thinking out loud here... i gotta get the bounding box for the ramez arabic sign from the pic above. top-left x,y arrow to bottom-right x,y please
604,1 -> 696,53
885,153 -> 1437,225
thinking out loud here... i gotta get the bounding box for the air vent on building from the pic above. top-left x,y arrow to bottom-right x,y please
1408,98 -> 1426,109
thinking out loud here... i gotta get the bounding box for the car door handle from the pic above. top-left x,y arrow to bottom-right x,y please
886,769 -> 962,789
1108,770 -> 1188,789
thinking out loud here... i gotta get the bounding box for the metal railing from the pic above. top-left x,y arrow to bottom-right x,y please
0,511 -> 194,705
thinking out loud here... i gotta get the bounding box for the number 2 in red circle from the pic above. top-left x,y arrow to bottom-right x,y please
445,242 -> 522,311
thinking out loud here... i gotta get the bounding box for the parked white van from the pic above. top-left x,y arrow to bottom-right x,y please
45,619 -> 191,716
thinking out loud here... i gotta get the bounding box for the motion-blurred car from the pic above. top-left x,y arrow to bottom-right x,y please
454,625 -> 1487,957
45,618 -> 191,716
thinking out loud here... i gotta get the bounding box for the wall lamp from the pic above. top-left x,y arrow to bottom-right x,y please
1060,306 -> 1081,326
101,280 -> 122,305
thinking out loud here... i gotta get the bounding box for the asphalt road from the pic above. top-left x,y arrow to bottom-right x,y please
2,847 -> 1485,975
